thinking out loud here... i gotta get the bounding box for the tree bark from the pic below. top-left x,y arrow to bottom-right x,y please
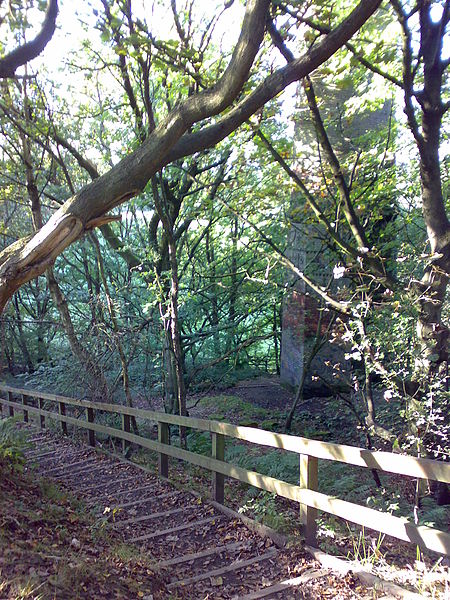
205,226 -> 220,356
392,0 -> 450,374
227,216 -> 239,356
153,177 -> 187,446
414,5 -> 450,372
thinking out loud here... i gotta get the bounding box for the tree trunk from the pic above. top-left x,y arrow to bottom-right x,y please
227,216 -> 239,357
12,295 -> 35,373
162,329 -> 178,414
413,5 -> 450,379
153,177 -> 187,446
205,226 -> 220,356
19,104 -> 110,400
90,233 -> 138,431
273,302 -> 280,375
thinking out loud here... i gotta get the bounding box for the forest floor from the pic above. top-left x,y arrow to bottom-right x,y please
0,425 -> 384,600
157,375 -> 448,599
224,377 -> 295,411
2,376 -> 448,598
0,456 -> 171,599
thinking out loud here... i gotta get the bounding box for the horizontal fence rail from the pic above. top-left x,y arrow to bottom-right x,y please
0,383 -> 449,556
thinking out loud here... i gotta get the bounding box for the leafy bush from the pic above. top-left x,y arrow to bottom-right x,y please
186,430 -> 211,455
0,418 -> 27,470
226,445 -> 299,484
239,491 -> 295,532
416,496 -> 448,530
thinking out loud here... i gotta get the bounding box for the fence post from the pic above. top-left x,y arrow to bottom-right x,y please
299,454 -> 318,545
8,391 -> 14,417
158,421 -> 169,478
212,432 -> 225,504
86,407 -> 95,447
122,413 -> 131,454
38,397 -> 45,429
21,394 -> 28,423
59,401 -> 68,435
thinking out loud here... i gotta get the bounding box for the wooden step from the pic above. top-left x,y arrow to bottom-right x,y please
82,473 -> 136,493
36,451 -> 79,465
87,482 -> 160,506
235,569 -> 328,599
155,541 -> 245,569
130,515 -> 216,543
114,489 -> 180,510
42,456 -> 98,475
167,549 -> 278,589
27,449 -> 59,460
27,436 -> 50,444
113,505 -> 196,528
54,461 -> 107,479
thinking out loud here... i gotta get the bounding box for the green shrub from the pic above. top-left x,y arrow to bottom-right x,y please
239,491 -> 295,532
226,445 -> 299,483
0,418 -> 28,470
186,430 -> 211,455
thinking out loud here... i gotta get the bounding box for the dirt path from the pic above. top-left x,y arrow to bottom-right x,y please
21,425 -> 382,599
227,377 -> 295,411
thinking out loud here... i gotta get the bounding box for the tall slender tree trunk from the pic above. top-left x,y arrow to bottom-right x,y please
227,216 -> 239,357
12,295 -> 34,372
205,226 -> 220,356
161,327 -> 178,413
19,98 -> 109,400
167,235 -> 187,441
90,233 -> 138,432
153,178 -> 187,446
393,4 -> 450,477
413,6 -> 449,381
273,303 -> 280,375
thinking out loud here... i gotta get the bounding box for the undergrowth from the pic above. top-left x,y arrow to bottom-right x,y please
0,417 -> 28,470
0,425 -> 175,600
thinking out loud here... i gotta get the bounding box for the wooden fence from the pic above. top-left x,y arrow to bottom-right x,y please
0,383 -> 449,555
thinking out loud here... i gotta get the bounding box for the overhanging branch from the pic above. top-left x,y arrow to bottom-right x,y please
0,0 -> 382,312
0,0 -> 58,78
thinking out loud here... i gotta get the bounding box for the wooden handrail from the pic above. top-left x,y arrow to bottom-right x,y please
0,383 -> 448,482
1,384 -> 449,556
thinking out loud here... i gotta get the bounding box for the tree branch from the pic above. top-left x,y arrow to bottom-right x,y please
0,0 -> 58,78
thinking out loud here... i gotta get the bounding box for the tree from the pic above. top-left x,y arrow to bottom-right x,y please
256,0 -> 449,463
0,0 -> 383,311
0,0 -> 447,475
